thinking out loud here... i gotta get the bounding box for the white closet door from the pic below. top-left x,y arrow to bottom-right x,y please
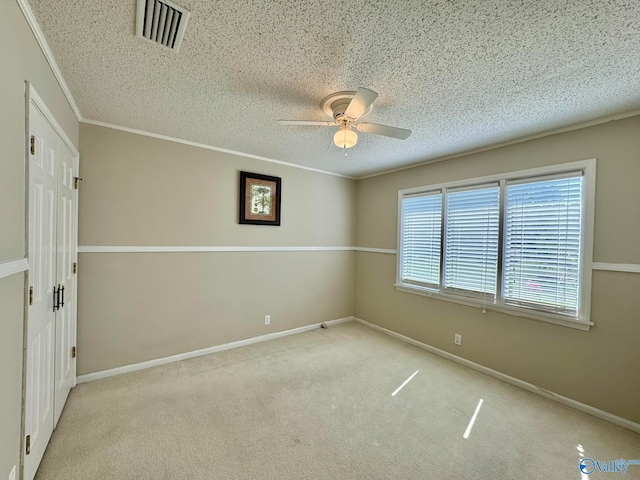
54,143 -> 78,426
25,106 -> 58,480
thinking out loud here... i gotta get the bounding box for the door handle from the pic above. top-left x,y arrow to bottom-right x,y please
53,285 -> 58,312
60,286 -> 65,308
56,284 -> 62,311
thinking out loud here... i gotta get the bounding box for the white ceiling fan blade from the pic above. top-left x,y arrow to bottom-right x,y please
356,123 -> 412,140
278,120 -> 336,126
344,88 -> 378,119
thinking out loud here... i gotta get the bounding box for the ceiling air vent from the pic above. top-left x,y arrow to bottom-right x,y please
136,0 -> 190,52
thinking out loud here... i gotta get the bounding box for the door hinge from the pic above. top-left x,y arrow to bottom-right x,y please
29,286 -> 34,305
30,136 -> 35,155
73,177 -> 82,189
73,262 -> 77,274
72,346 -> 76,358
26,434 -> 31,455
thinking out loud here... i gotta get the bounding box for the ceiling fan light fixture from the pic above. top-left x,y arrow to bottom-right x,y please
334,126 -> 357,149
278,87 -> 411,151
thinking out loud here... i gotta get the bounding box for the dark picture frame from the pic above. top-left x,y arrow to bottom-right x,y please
239,171 -> 282,226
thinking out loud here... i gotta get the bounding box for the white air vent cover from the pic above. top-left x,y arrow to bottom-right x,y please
136,0 -> 190,52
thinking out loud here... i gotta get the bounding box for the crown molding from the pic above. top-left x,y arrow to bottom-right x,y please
357,109 -> 640,180
16,0 -> 82,121
81,119 -> 356,179
16,0 -> 639,181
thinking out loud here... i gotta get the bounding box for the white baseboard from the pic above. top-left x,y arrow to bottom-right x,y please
353,317 -> 640,435
76,316 -> 353,383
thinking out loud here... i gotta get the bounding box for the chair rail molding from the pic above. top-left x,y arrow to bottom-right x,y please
592,262 -> 640,274
0,258 -> 29,279
78,245 -> 356,253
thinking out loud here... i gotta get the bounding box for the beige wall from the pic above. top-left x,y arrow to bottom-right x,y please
77,123 -> 356,374
355,115 -> 640,424
0,276 -> 25,480
0,2 -> 79,261
0,0 -> 79,477
79,125 -> 355,248
77,251 -> 354,374
3,6 -> 638,477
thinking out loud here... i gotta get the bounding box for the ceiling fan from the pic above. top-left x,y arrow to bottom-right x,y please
278,88 -> 411,152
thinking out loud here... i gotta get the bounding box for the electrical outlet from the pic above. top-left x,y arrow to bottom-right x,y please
264,315 -> 271,325
9,465 -> 16,480
454,334 -> 462,346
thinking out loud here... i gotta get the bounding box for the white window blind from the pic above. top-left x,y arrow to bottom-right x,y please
400,193 -> 442,288
503,173 -> 583,316
443,185 -> 500,298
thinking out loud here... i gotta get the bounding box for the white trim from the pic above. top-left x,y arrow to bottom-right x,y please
593,263 -> 640,274
0,258 -> 29,279
358,110 -> 640,180
580,160 -> 596,323
78,245 -> 406,254
28,85 -> 79,156
16,0 -> 82,121
393,284 -> 593,331
396,187 -> 405,287
77,317 -> 353,383
395,159 -> 597,329
354,247 -> 398,254
353,317 -> 640,435
81,119 -> 355,179
397,159 -> 596,197
352,249 -> 640,276
78,245 -> 356,253
12,0 -> 640,181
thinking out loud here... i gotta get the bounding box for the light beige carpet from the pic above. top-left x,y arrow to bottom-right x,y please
37,322 -> 640,479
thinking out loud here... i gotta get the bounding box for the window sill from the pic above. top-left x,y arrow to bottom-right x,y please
394,284 -> 593,331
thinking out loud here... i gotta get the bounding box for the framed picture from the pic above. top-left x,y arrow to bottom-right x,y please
239,171 -> 282,226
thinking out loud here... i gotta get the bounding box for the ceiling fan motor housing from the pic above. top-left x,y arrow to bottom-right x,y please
331,99 -> 352,120
320,91 -> 373,125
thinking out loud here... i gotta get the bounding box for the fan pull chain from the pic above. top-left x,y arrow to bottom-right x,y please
343,128 -> 348,156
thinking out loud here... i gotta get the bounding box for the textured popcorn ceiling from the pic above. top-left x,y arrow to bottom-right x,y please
28,0 -> 640,177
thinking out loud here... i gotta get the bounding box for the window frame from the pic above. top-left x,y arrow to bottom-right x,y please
395,159 -> 596,331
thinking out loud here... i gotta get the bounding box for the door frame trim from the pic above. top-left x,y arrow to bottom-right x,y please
22,84 -> 80,480
27,84 -> 79,157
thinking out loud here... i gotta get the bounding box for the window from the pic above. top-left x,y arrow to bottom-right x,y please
400,193 -> 442,288
503,174 -> 582,316
396,160 -> 595,330
443,185 -> 500,299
